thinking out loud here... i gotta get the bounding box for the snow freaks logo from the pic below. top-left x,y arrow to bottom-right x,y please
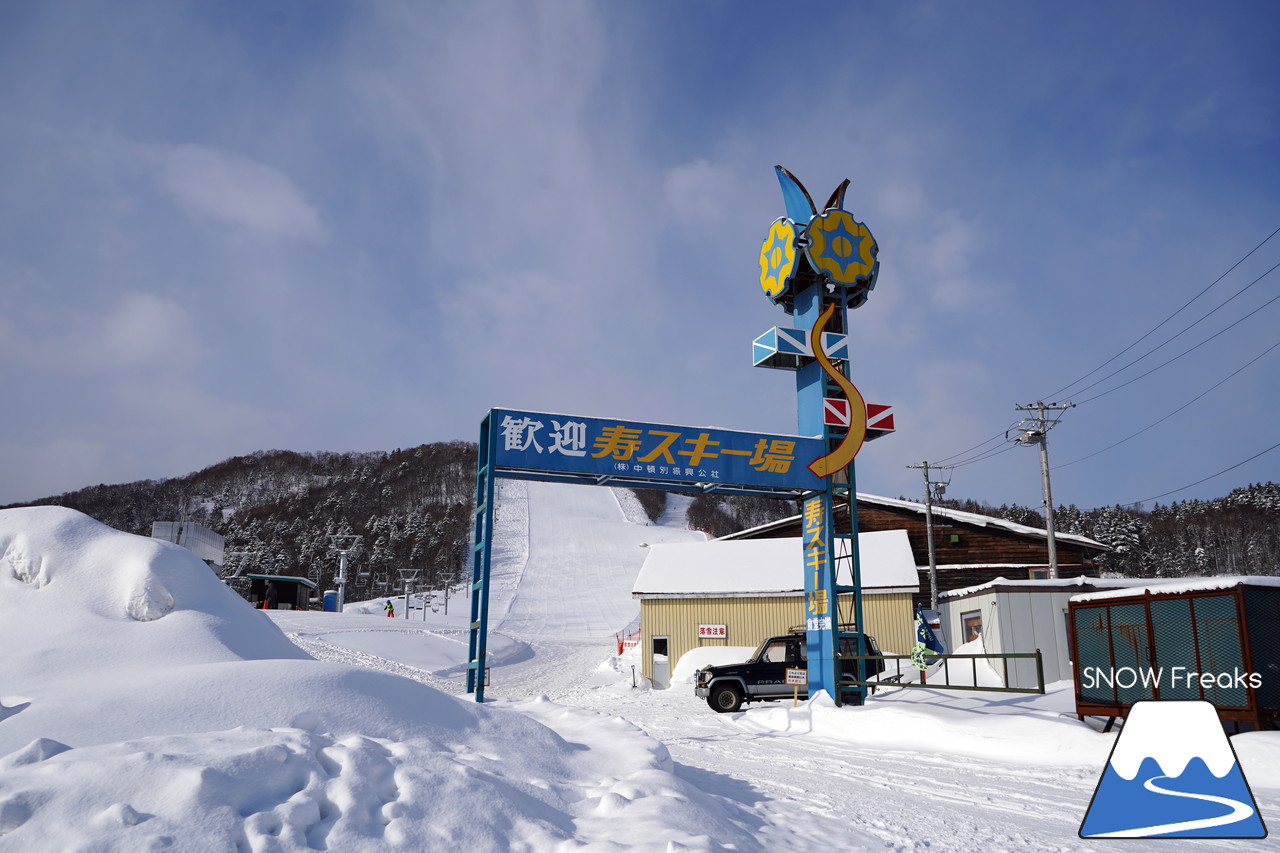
1079,666 -> 1262,692
1079,700 -> 1267,839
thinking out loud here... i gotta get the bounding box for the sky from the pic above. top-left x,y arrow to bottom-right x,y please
2,0 -> 1278,512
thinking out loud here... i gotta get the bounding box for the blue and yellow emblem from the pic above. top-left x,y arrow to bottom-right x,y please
806,209 -> 878,290
759,218 -> 798,300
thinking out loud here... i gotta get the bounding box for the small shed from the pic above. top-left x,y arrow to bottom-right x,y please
1069,577 -> 1280,730
631,530 -> 919,687
939,576 -> 1170,689
246,574 -> 318,611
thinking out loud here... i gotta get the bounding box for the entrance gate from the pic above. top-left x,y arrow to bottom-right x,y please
467,409 -> 828,701
468,167 -> 889,706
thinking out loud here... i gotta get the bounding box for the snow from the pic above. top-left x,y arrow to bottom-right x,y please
2,485 -> 1276,852
940,574 -> 1177,599
728,491 -> 1108,550
1071,574 -> 1280,602
633,530 -> 919,596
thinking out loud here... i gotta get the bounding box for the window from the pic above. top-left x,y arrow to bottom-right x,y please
1028,568 -> 1049,580
961,610 -> 982,643
762,641 -> 789,663
652,636 -> 668,657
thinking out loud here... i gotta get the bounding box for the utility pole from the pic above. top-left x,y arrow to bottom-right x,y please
326,534 -> 363,613
1012,402 -> 1073,579
907,462 -> 951,610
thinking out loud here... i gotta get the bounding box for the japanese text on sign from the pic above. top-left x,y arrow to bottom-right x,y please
698,624 -> 728,639
802,494 -> 829,612
491,409 -> 826,492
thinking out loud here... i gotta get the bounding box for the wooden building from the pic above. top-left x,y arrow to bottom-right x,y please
720,494 -> 1109,610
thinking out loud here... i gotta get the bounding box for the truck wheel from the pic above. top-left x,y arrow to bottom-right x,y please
707,684 -> 743,713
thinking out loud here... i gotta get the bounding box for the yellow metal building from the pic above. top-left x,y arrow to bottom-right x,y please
631,532 -> 919,686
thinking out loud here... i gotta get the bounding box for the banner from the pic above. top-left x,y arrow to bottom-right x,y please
491,409 -> 826,493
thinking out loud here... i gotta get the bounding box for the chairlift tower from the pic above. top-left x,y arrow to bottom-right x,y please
326,534 -> 363,613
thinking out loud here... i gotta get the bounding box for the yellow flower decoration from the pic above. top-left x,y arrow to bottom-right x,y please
806,209 -> 877,287
759,218 -> 797,300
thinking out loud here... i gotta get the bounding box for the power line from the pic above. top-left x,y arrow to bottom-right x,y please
1075,278 -> 1280,405
1055,337 -> 1280,470
1110,440 -> 1280,509
1069,259 -> 1280,404
948,442 -> 1018,469
930,429 -> 1010,466
1043,225 -> 1280,400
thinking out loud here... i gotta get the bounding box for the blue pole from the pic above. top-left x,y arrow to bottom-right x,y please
467,412 -> 497,701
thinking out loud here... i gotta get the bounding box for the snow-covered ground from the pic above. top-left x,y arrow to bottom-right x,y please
2,483 -> 1276,851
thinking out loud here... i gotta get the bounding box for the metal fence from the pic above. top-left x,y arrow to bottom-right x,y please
840,650 -> 1047,695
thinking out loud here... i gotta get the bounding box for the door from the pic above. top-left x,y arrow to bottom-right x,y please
752,638 -> 793,696
651,636 -> 670,689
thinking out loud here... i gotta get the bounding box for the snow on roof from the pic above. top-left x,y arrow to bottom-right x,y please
632,529 -> 919,597
1070,575 -> 1280,603
940,575 -> 1166,600
725,493 -> 1108,551
246,573 -> 319,589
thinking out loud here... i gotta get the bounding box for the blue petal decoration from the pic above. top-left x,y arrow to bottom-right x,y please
774,166 -> 816,225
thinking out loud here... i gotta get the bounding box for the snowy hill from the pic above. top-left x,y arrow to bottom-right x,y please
0,505 -> 757,850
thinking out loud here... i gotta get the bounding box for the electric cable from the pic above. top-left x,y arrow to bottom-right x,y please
1043,225 -> 1280,400
1110,440 -> 1280,508
1055,337 -> 1280,470
1074,280 -> 1280,405
1067,259 -> 1280,403
947,442 -> 1018,469
930,427 -> 1014,466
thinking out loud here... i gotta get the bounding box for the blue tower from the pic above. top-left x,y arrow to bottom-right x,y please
753,167 -> 883,705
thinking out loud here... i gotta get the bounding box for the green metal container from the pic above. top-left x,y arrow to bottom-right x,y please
1069,580 -> 1280,730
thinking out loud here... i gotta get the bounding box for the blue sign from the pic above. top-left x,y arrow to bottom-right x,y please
491,409 -> 826,493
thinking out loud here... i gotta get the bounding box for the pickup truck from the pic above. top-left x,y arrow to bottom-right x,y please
694,629 -> 884,712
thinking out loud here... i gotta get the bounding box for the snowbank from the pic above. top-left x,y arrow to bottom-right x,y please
671,646 -> 757,684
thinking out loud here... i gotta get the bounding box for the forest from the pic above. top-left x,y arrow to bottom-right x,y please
8,442 -> 1276,607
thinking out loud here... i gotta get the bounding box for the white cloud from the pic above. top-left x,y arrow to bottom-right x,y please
156,144 -> 324,241
664,159 -> 739,230
95,293 -> 200,371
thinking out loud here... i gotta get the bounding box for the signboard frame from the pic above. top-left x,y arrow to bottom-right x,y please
467,408 -> 829,701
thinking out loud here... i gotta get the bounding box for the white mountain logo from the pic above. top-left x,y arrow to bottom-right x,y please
1079,700 -> 1267,838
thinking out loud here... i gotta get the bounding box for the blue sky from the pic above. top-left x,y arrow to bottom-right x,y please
2,0 -> 1277,512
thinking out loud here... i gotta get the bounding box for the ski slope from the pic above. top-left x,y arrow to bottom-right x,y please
494,481 -> 706,637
